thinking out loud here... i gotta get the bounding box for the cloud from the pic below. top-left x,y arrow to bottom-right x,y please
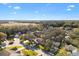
8,5 -> 12,8
67,8 -> 72,11
2,3 -> 12,8
67,5 -> 75,11
13,6 -> 21,10
68,5 -> 75,8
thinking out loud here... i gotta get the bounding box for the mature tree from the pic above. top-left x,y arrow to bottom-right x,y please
0,32 -> 7,41
41,28 -> 65,55
0,32 -> 7,50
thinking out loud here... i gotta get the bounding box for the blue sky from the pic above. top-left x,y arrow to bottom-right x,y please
0,3 -> 79,20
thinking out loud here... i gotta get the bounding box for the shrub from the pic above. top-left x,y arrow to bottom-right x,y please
6,46 -> 23,50
56,47 -> 68,56
73,28 -> 79,35
23,40 -> 30,45
69,28 -> 79,47
71,38 -> 79,47
0,47 -> 3,51
19,34 -> 34,41
0,32 -> 7,50
38,45 -> 45,50
0,32 -> 7,41
20,49 -> 38,56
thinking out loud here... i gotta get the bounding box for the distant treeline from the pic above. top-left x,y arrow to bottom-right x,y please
0,20 -> 79,36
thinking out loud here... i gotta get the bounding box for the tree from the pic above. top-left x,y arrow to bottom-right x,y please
0,32 -> 7,41
42,28 -> 65,54
0,32 -> 7,50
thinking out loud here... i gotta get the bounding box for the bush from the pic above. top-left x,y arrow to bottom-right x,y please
70,34 -> 79,39
69,28 -> 79,47
73,28 -> 79,35
71,38 -> 79,47
23,40 -> 30,45
20,49 -> 38,56
38,45 -> 45,50
0,47 -> 3,51
0,32 -> 7,50
0,32 -> 7,41
19,34 -> 34,41
56,47 -> 68,56
6,46 -> 23,50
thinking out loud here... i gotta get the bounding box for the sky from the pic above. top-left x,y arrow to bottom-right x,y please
0,3 -> 79,20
